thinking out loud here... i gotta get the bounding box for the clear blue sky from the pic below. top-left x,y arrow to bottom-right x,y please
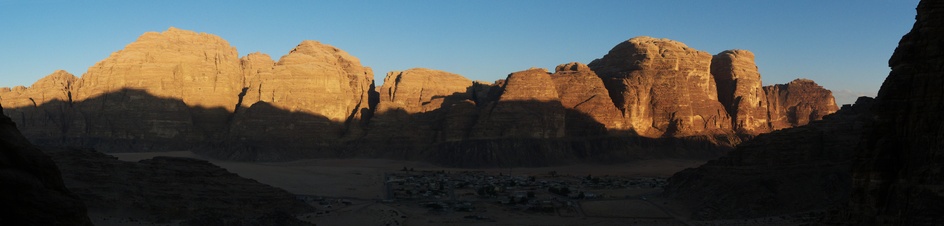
0,0 -> 919,105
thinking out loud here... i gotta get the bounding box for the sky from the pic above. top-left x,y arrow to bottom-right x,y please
0,0 -> 920,105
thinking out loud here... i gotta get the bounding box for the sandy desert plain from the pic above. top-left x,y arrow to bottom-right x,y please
89,151 -> 813,226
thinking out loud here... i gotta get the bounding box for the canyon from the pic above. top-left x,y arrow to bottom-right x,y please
0,28 -> 838,166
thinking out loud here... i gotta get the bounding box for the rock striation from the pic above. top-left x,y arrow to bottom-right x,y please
0,103 -> 92,225
360,68 -> 472,157
0,70 -> 78,141
764,79 -> 839,130
223,40 -> 375,159
470,68 -> 566,139
840,0 -> 944,224
712,50 -> 772,134
551,62 -> 626,135
589,37 -> 732,137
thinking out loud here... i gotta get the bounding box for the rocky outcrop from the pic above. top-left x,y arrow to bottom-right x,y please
551,62 -> 626,135
0,104 -> 92,225
470,68 -> 566,139
376,68 -> 472,114
224,40 -> 375,158
46,148 -> 312,225
712,50 -> 771,134
589,37 -> 732,137
664,97 -> 874,219
359,68 -> 472,156
764,79 -> 839,130
841,0 -> 944,224
0,70 -> 77,140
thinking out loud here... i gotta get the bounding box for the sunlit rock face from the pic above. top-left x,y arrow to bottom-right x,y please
551,62 -> 626,135
74,27 -> 243,109
225,40 -> 376,157
376,68 -> 472,114
471,68 -> 566,139
359,68 -> 473,156
764,79 -> 839,130
0,70 -> 77,140
589,36 -> 732,137
63,27 -> 244,150
712,50 -> 772,134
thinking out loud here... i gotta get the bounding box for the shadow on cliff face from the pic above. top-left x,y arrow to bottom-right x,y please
4,88 -> 738,167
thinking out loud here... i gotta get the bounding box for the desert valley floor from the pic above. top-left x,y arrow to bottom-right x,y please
83,151 -> 811,226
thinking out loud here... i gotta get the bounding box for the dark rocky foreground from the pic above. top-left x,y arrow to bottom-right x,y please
664,97 -> 874,219
44,147 -> 314,225
665,0 -> 944,225
0,104 -> 92,225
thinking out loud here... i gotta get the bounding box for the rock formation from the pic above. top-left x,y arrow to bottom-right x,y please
46,148 -> 312,225
0,70 -> 77,140
764,79 -> 839,130
841,0 -> 944,224
0,103 -> 92,225
0,27 -> 843,166
551,62 -> 626,135
361,68 -> 472,156
712,50 -> 772,134
470,68 -> 566,139
224,40 -> 375,158
589,36 -> 732,137
664,97 -> 874,219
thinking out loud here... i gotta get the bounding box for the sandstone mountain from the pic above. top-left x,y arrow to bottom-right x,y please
0,27 -> 840,166
0,103 -> 92,225
589,37 -> 732,137
224,40 -> 375,159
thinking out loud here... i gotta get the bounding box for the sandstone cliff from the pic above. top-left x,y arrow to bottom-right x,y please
361,68 -> 472,157
470,68 -> 566,139
0,70 -> 77,140
551,62 -> 626,135
712,50 -> 772,134
841,0 -> 944,224
589,36 -> 732,137
224,40 -> 375,159
764,79 -> 839,130
0,103 -> 92,225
